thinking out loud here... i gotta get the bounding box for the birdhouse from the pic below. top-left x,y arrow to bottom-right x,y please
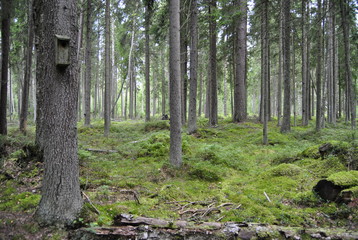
55,35 -> 70,67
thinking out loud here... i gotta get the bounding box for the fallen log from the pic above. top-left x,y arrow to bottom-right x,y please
69,217 -> 358,240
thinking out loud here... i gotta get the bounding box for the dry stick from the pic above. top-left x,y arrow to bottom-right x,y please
82,191 -> 100,214
264,191 -> 272,202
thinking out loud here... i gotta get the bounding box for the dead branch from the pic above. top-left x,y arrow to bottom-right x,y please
82,191 -> 100,214
85,148 -> 118,153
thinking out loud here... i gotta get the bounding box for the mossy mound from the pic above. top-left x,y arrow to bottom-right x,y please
144,121 -> 170,132
265,163 -> 302,177
327,171 -> 358,187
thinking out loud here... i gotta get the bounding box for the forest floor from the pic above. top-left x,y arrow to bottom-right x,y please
0,117 -> 357,239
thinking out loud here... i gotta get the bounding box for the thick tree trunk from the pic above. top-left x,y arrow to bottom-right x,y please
280,0 -> 291,133
301,0 -> 309,126
233,0 -> 247,123
340,0 -> 355,129
33,0 -> 82,226
84,0 -> 92,126
0,0 -> 11,135
188,0 -> 198,134
169,0 -> 182,167
20,0 -> 34,134
209,0 -> 218,127
104,0 -> 111,136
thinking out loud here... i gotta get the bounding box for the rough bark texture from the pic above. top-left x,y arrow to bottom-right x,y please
188,0 -> 198,134
301,0 -> 309,126
280,0 -> 291,133
233,0 -> 247,123
20,0 -> 34,134
104,0 -> 111,136
84,0 -> 92,126
169,0 -> 182,167
316,0 -> 323,131
0,0 -> 11,135
340,0 -> 356,129
33,0 -> 83,226
209,0 -> 218,127
145,2 -> 151,122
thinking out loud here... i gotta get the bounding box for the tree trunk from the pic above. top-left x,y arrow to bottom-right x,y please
280,0 -> 291,133
33,0 -> 83,226
104,0 -> 111,136
209,0 -> 218,127
262,0 -> 269,145
145,1 -> 151,122
0,0 -> 11,135
277,5 -> 283,126
301,0 -> 309,126
188,0 -> 198,134
169,0 -> 182,167
20,0 -> 34,134
233,0 -> 247,123
161,48 -> 166,116
84,0 -> 92,126
316,0 -> 323,131
340,0 -> 356,129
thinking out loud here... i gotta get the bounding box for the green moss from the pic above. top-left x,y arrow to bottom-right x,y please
301,145 -> 320,158
264,164 -> 302,177
144,120 -> 170,132
327,171 -> 358,187
188,167 -> 221,182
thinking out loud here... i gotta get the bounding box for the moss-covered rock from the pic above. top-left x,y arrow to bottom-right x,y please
327,171 -> 358,187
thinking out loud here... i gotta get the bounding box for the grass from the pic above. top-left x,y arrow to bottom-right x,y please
1,117 -> 357,230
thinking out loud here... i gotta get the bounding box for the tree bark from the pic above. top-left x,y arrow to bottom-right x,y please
209,0 -> 218,127
20,0 -> 34,134
188,0 -> 198,134
280,0 -> 291,133
340,0 -> 356,129
145,1 -> 152,122
33,0 -> 83,226
316,0 -> 323,131
0,0 -> 11,135
277,5 -> 283,126
262,0 -> 269,145
104,0 -> 111,136
84,0 -> 92,126
169,0 -> 182,167
301,0 -> 309,126
233,0 -> 247,123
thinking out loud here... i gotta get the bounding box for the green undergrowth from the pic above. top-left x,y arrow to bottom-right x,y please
1,118 -> 357,230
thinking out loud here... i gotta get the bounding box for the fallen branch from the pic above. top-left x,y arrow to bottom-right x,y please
82,191 -> 100,215
85,148 -> 118,153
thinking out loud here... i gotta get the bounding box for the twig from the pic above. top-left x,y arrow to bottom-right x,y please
264,191 -> 272,203
120,189 -> 140,204
82,191 -> 100,214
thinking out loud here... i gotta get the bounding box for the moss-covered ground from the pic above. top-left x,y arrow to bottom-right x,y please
0,117 -> 357,237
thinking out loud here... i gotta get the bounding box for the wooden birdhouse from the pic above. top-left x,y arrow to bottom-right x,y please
55,35 -> 70,67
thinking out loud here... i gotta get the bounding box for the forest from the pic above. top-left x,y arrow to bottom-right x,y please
0,0 -> 357,239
